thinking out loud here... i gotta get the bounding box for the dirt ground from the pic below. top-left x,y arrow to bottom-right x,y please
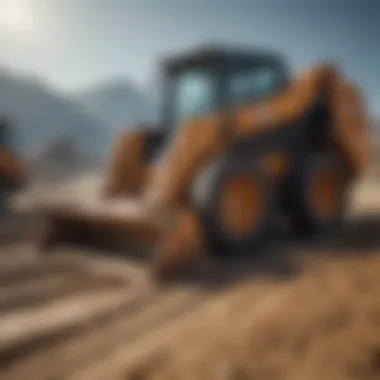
0,163 -> 380,379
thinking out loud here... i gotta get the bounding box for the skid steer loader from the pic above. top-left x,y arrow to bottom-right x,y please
38,45 -> 371,278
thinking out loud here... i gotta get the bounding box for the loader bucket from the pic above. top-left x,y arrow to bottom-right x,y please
39,200 -> 161,252
38,199 -> 207,279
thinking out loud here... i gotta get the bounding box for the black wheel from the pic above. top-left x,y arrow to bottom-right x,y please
285,153 -> 350,236
192,157 -> 277,258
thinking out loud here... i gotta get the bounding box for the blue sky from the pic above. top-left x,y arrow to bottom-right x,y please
0,0 -> 379,116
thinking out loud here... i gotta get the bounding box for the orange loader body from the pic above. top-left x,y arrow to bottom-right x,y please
39,46 -> 371,278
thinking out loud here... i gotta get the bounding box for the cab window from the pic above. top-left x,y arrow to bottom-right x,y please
228,64 -> 285,106
171,69 -> 217,127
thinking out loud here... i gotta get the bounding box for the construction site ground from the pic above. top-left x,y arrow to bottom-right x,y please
1,162 -> 380,380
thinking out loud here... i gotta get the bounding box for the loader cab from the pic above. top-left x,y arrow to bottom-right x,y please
162,46 -> 290,132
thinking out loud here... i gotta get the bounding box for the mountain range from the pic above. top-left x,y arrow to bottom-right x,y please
76,79 -> 159,133
0,69 -> 159,161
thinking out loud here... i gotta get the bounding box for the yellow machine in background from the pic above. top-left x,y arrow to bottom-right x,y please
0,116 -> 26,212
39,46 -> 371,278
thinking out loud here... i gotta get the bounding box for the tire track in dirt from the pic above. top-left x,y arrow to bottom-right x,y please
68,281 -> 280,380
0,241 -> 291,380
2,287 -> 204,380
0,272 -> 79,312
0,244 -> 153,371
0,259 -> 83,288
0,287 -> 136,369
152,287 -> 292,380
0,271 -> 124,313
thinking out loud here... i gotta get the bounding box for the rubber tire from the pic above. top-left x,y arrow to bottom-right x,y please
192,157 -> 277,258
286,153 -> 350,236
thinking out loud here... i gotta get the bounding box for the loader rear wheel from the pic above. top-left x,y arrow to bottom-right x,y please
219,176 -> 264,238
193,159 -> 276,257
287,154 -> 349,236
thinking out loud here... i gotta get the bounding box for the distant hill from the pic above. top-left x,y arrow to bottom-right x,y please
0,69 -> 108,158
75,79 -> 160,139
0,69 -> 161,181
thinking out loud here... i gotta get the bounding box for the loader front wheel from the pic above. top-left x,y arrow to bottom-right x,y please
287,154 -> 350,236
193,159 -> 276,257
